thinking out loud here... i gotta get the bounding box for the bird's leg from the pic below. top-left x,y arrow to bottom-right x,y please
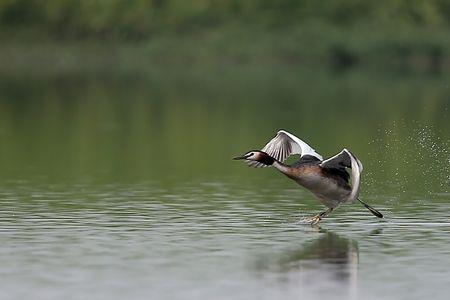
305,208 -> 334,225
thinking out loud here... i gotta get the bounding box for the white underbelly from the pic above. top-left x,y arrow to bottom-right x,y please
296,173 -> 351,208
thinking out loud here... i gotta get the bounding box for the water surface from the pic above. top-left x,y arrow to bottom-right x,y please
0,69 -> 449,299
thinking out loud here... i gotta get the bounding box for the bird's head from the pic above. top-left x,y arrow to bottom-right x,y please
233,150 -> 274,166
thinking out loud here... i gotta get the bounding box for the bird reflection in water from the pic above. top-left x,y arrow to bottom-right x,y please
255,230 -> 361,299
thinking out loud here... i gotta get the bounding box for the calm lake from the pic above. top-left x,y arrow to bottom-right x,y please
0,68 -> 449,300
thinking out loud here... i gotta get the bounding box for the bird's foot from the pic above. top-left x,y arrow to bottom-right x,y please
298,208 -> 333,226
299,214 -> 322,226
309,215 -> 322,226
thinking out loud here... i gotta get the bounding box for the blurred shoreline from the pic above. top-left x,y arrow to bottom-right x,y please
1,25 -> 450,77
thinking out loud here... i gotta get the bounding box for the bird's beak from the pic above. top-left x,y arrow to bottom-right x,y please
233,155 -> 247,160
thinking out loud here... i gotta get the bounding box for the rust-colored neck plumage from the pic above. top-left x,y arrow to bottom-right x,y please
255,151 -> 275,166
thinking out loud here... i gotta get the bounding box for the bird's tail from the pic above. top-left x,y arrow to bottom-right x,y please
357,198 -> 383,218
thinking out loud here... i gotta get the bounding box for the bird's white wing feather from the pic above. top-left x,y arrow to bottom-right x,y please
319,149 -> 363,201
280,130 -> 323,160
248,130 -> 322,167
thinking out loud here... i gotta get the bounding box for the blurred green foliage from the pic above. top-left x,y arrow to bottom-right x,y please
1,0 -> 450,38
1,1 -> 450,71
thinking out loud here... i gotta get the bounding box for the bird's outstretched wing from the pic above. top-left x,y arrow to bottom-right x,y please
319,149 -> 363,201
248,130 -> 323,167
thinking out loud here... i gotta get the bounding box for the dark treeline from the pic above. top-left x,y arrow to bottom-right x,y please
1,0 -> 450,39
1,1 -> 450,73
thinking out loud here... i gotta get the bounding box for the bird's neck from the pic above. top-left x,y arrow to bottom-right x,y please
272,161 -> 291,175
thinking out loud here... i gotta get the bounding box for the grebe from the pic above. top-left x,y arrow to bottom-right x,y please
234,130 -> 383,225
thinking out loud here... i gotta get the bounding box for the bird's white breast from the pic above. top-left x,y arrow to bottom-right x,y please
296,172 -> 350,208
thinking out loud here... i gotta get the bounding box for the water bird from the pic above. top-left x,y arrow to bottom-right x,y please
233,130 -> 383,225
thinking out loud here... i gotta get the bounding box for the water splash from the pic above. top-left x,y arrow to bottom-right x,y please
365,120 -> 450,198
